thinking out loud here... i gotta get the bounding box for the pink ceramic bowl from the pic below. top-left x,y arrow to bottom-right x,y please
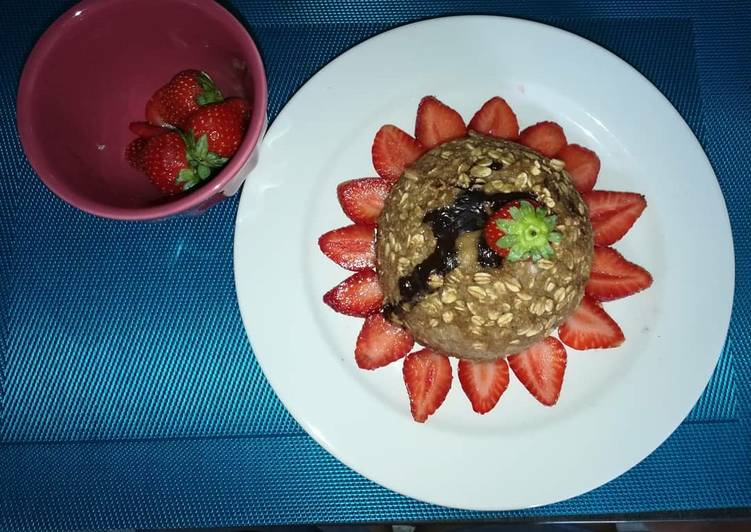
17,0 -> 267,220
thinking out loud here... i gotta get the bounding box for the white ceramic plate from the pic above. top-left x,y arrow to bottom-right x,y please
234,16 -> 734,510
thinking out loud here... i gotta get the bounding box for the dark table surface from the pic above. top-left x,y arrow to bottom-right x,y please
1,1 -> 750,530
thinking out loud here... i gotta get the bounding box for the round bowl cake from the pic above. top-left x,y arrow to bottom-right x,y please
376,131 -> 593,360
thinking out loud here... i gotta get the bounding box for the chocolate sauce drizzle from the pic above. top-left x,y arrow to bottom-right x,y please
384,189 -> 534,317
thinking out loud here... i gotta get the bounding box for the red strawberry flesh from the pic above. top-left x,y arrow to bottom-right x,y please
355,314 -> 414,370
558,295 -> 625,350
415,96 -> 467,149
318,225 -> 376,271
323,270 -> 383,317
586,246 -> 653,301
507,337 -> 567,406
583,190 -> 647,246
458,357 -> 510,414
468,96 -> 519,140
371,125 -> 424,183
337,177 -> 391,226
518,121 -> 567,157
558,143 -> 600,193
403,348 -> 453,422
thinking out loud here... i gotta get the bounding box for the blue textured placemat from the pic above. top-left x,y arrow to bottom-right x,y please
1,1 -> 750,529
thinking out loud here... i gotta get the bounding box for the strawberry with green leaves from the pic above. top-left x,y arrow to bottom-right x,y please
136,132 -> 192,195
136,131 -> 227,195
146,70 -> 224,127
182,98 -> 251,159
483,200 -> 561,262
179,132 -> 229,183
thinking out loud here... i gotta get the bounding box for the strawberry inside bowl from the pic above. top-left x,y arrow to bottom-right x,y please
17,0 -> 267,220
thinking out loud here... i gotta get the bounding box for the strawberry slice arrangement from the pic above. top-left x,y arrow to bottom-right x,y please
126,70 -> 251,196
319,94 -> 653,422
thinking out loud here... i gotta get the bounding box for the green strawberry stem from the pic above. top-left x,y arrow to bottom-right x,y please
195,71 -> 223,106
177,131 -> 229,191
496,201 -> 562,262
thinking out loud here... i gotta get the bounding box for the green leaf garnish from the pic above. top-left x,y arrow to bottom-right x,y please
176,168 -> 194,183
197,164 -> 211,180
176,168 -> 201,190
178,130 -> 229,188
195,134 -> 209,158
195,71 -> 224,106
495,200 -> 562,263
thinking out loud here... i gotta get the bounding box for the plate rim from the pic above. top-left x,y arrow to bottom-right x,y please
233,14 -> 735,510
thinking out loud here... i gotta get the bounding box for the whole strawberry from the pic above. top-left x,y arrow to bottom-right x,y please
146,70 -> 223,127
182,97 -> 251,158
126,137 -> 148,172
483,200 -> 561,262
139,131 -> 226,195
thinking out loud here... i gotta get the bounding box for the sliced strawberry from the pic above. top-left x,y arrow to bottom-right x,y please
318,225 -> 375,271
468,96 -> 519,140
582,191 -> 647,246
337,177 -> 391,226
403,348 -> 453,423
558,144 -> 600,193
507,337 -> 567,406
586,246 -> 653,301
518,121 -> 567,158
415,96 -> 467,149
129,121 -> 169,138
355,314 -> 414,370
323,270 -> 383,317
458,358 -> 510,414
371,125 -> 425,183
558,295 -> 625,350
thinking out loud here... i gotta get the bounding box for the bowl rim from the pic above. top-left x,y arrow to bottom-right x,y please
16,0 -> 268,221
